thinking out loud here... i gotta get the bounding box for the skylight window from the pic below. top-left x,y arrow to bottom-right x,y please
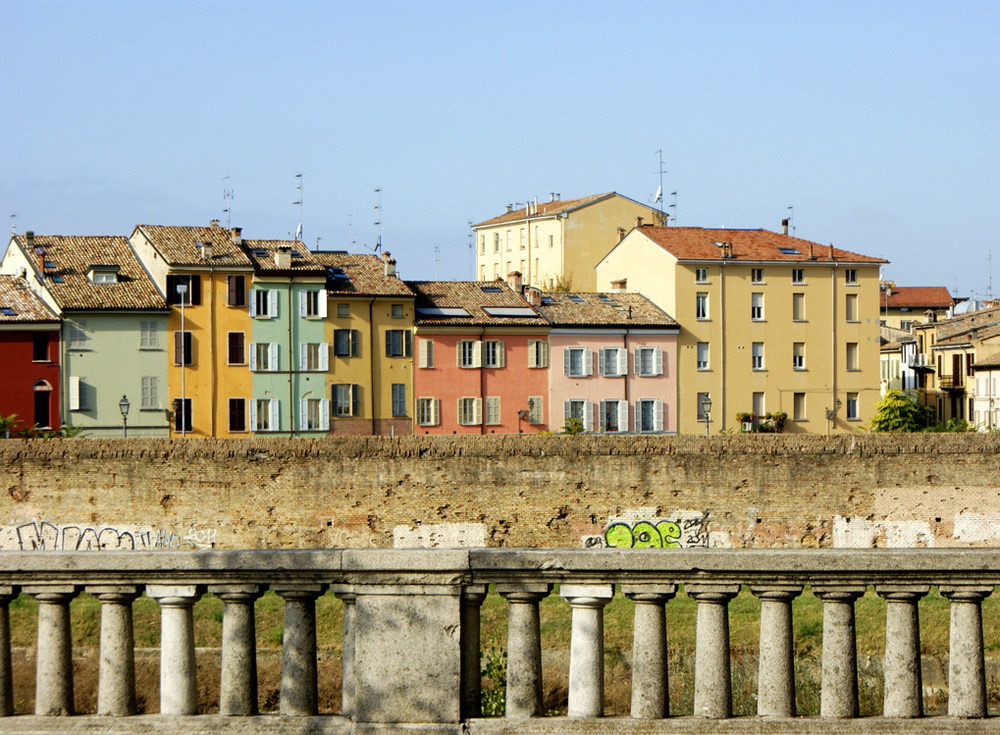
778,247 -> 800,255
541,297 -> 556,305
415,307 -> 470,317
481,286 -> 503,293
568,295 -> 584,303
482,307 -> 537,317
327,266 -> 349,280
251,247 -> 268,256
0,307 -> 16,316
44,260 -> 56,269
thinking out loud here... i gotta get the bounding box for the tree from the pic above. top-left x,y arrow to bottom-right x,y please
869,390 -> 935,432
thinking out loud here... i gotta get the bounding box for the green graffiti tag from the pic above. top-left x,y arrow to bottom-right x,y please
600,512 -> 709,549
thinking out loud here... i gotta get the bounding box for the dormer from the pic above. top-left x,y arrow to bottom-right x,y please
87,264 -> 120,284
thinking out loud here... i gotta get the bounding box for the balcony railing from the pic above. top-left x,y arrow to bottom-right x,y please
907,354 -> 933,369
1,549 -> 1000,733
940,374 -> 965,390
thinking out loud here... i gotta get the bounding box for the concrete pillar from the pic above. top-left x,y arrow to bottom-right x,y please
275,585 -> 324,716
86,585 -> 141,716
623,584 -> 676,720
460,585 -> 487,719
209,584 -> 264,716
876,584 -> 928,718
0,587 -> 17,717
25,585 -> 78,716
560,584 -> 614,718
330,585 -> 357,718
147,585 -> 202,715
941,585 -> 993,718
813,585 -> 865,718
687,584 -> 739,719
497,583 -> 551,717
750,585 -> 802,717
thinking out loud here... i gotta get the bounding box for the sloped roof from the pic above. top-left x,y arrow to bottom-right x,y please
132,224 -> 254,267
629,226 -> 887,264
311,252 -> 415,297
11,235 -> 166,311
241,239 -> 326,275
972,352 -> 1000,369
473,192 -> 618,228
408,281 -> 547,327
880,325 -> 909,351
0,275 -> 59,323
933,305 -> 1000,344
535,292 -> 678,328
881,286 -> 954,310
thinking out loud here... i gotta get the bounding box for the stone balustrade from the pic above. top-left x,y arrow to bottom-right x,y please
0,549 -> 999,734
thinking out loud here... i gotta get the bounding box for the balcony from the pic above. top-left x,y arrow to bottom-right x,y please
939,374 -> 965,390
906,354 -> 933,370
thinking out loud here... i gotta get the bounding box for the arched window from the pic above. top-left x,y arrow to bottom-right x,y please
32,380 -> 52,429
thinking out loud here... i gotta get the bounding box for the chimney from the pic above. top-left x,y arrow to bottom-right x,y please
808,242 -> 815,260
617,227 -> 626,242
26,230 -> 35,251
782,218 -> 789,236
550,192 -> 556,202
611,278 -> 627,293
200,241 -> 213,261
505,204 -> 513,214
231,227 -> 242,245
507,270 -> 523,293
635,216 -> 644,228
210,219 -> 221,228
828,243 -> 835,260
275,246 -> 292,269
533,196 -> 538,214
525,287 -> 542,306
382,251 -> 396,278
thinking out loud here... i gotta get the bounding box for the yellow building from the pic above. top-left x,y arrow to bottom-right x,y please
472,192 -> 662,291
311,251 -> 416,435
596,225 -> 887,434
879,284 -> 954,330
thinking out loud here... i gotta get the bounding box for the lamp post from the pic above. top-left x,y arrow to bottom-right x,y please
701,395 -> 712,437
176,282 -> 188,438
825,398 -> 843,435
118,395 -> 130,438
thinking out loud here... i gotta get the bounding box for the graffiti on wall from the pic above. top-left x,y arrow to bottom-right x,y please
2,521 -> 217,551
583,509 -> 711,549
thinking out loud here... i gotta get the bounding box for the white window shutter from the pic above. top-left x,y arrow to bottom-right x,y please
618,401 -> 629,431
583,400 -> 594,431
583,348 -> 593,376
634,401 -> 640,432
269,343 -> 279,372
248,344 -> 257,372
654,400 -> 664,431
457,398 -> 463,423
563,348 -> 571,375
269,399 -> 279,431
540,340 -> 549,367
318,291 -> 328,318
320,343 -> 329,371
248,289 -> 257,317
68,376 -> 80,411
497,341 -> 505,368
528,341 -> 537,368
597,348 -> 606,376
617,348 -> 628,376
564,401 -> 572,421
599,400 -> 607,430
299,291 -> 307,317
473,341 -> 482,368
248,399 -> 257,431
432,398 -> 440,425
633,348 -> 641,375
456,342 -> 462,367
655,347 -> 664,376
474,397 -> 482,424
299,398 -> 308,431
300,343 -> 308,370
269,290 -> 279,318
419,339 -> 429,368
320,400 -> 330,431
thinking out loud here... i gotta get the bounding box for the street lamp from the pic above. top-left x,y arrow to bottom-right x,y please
825,398 -> 843,435
118,395 -> 130,438
176,281 -> 188,438
701,395 -> 712,437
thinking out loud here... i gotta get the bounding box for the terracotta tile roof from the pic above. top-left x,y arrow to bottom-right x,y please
880,326 -> 909,351
473,192 -> 617,227
535,292 -> 678,328
241,239 -> 326,275
408,281 -> 547,327
881,286 -> 954,310
12,235 -> 166,311
972,352 -> 1000,369
133,224 -> 255,267
631,226 -> 888,264
0,276 -> 59,323
933,305 -> 1000,344
310,252 -> 415,297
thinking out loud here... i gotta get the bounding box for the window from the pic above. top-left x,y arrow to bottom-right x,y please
166,275 -> 201,306
599,347 -> 627,377
697,342 -> 710,370
753,392 -> 765,416
564,347 -> 592,377
793,393 -> 806,421
751,292 -> 764,320
636,399 -> 664,432
751,268 -> 764,284
251,398 -> 278,432
635,346 -> 664,376
68,322 -> 89,350
385,329 -> 412,357
792,268 -> 804,284
519,228 -> 525,249
696,292 -> 709,320
493,263 -> 499,278
417,398 -> 440,426
793,342 -> 805,370
391,384 -> 406,416
900,320 -> 912,331
846,342 -> 859,371
227,275 -> 246,307
505,231 -> 511,250
458,340 -> 481,368
845,269 -> 858,285
792,293 -> 805,321
696,392 -> 711,421
228,398 -> 246,432
141,376 -> 159,410
484,396 -> 501,425
458,397 -> 481,425
337,303 -> 350,318
302,398 -> 327,431
334,329 -> 360,357
549,234 -> 554,248
228,332 -> 245,365
846,392 -> 859,420
752,342 -> 765,370
330,384 -> 358,417
173,331 -> 193,366
300,290 -> 326,318
250,342 -> 278,372
601,399 -> 628,433
91,270 -> 117,284
301,343 -> 328,371
695,267 -> 709,283
845,293 -> 858,322
493,233 -> 500,253
391,304 -> 404,319
528,340 -> 549,368
528,396 -> 544,425
32,332 -> 49,362
249,288 -> 278,318
174,398 -> 192,432
564,399 -> 593,431
483,340 -> 505,368
140,321 -> 159,349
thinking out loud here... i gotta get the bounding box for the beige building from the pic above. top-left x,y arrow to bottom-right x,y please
596,225 -> 887,435
879,284 -> 954,330
472,192 -> 662,292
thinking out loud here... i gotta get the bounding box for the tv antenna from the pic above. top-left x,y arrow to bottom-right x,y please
222,176 -> 234,227
786,205 -> 795,237
373,188 -> 383,253
293,173 -> 303,241
347,214 -> 357,250
467,220 -> 474,279
653,149 -> 668,224
9,214 -> 15,234
669,191 -> 677,226
432,245 -> 442,279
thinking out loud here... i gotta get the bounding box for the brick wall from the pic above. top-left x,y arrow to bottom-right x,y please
2,434 -> 999,549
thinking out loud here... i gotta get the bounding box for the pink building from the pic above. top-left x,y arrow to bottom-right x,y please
409,281 -> 550,435
535,292 -> 679,433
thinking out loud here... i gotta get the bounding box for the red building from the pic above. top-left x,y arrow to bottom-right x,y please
0,276 -> 61,431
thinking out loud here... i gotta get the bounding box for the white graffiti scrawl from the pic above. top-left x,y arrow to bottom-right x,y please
3,521 -> 217,551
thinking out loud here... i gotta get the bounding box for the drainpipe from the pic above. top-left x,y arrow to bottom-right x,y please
830,266 -> 837,435
622,329 -> 630,426
369,297 -> 377,435
287,280 -> 294,436
719,260 -> 727,433
209,263 -> 216,437
479,327 -> 487,435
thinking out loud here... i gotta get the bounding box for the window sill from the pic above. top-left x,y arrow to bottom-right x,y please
751,318 -> 766,323
697,368 -> 712,372
847,368 -> 861,372
227,362 -> 247,367
793,319 -> 807,323
752,368 -> 767,372
139,407 -> 162,412
31,360 -> 51,363
793,367 -> 807,372
696,318 -> 711,322
846,320 -> 860,324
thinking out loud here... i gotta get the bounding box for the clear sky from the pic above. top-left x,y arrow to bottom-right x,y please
2,1 -> 998,297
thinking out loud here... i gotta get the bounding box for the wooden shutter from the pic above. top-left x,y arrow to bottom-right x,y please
320,343 -> 329,371
248,399 -> 257,432
318,291 -> 328,318
654,400 -> 664,431
190,275 -> 201,305
432,398 -> 440,425
404,330 -> 412,357
583,400 -> 593,431
472,341 -> 482,368
247,289 -> 257,317
299,344 -> 308,371
583,348 -> 593,376
618,401 -> 629,432
248,343 -> 257,371
351,330 -> 360,357
473,397 -> 482,424
539,340 -> 549,367
269,399 -> 280,431
352,384 -> 360,417
299,291 -> 308,317
268,343 -> 279,372
654,347 -> 663,376
497,341 -> 505,368
174,331 -> 185,366
299,398 -> 308,431
617,348 -> 628,376
320,400 -> 330,431
269,290 -> 279,318
68,376 -> 80,411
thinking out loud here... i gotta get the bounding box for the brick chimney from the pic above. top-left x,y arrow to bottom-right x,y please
808,242 -> 815,260
635,216 -> 644,228
617,227 -> 626,242
828,244 -> 835,260
505,204 -> 513,214
782,218 -> 789,236
231,227 -> 242,245
524,287 -> 542,306
200,241 -> 213,261
382,251 -> 397,278
274,246 -> 292,269
507,270 -> 523,293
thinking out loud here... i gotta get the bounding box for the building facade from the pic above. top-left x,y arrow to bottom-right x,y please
879,284 -> 954,330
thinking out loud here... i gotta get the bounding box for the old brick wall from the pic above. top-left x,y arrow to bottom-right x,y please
1,434 -> 999,550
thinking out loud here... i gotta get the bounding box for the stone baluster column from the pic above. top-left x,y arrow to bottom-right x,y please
274,584 -> 324,716
330,585 -> 357,718
560,585 -> 614,718
209,584 -> 264,716
876,584 -> 928,718
941,585 -> 993,718
687,584 -> 740,719
750,585 -> 802,717
25,585 -> 78,716
813,585 -> 865,718
0,587 -> 17,717
460,585 -> 487,719
86,585 -> 141,716
497,583 -> 551,717
147,585 -> 203,715
622,584 -> 676,719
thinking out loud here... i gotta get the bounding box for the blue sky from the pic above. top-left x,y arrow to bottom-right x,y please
2,1 -> 998,296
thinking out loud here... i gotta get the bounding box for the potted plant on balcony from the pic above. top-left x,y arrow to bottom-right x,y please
736,412 -> 754,433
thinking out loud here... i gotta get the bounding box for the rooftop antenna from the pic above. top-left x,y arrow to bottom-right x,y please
373,188 -> 382,252
989,249 -> 993,301
669,192 -> 677,226
467,220 -> 475,279
653,149 -> 668,225
293,173 -> 303,241
222,176 -> 234,227
786,205 -> 795,237
9,214 -> 15,234
347,214 -> 356,250
315,236 -> 322,251
432,244 -> 442,279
